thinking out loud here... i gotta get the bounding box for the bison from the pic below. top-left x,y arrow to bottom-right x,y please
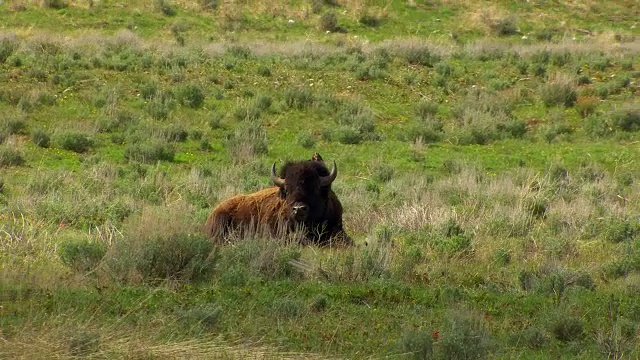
204,154 -> 351,246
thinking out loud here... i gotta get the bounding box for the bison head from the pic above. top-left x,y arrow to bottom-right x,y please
270,159 -> 337,223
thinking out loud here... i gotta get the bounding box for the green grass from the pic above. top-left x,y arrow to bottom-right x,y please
1,1 -> 640,359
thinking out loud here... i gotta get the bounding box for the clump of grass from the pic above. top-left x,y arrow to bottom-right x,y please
58,237 -> 107,273
319,11 -> 339,32
0,33 -> 19,64
283,87 -> 315,109
164,124 -> 188,142
217,237 -> 302,280
540,73 -> 577,107
402,45 -> 440,67
157,0 -> 177,16
297,130 -> 316,149
552,315 -> 584,342
176,83 -> 205,109
124,140 -> 175,163
68,331 -> 100,357
609,105 -> 640,132
103,203 -> 215,284
257,64 -> 271,77
226,44 -> 252,59
42,0 -> 68,9
439,311 -> 493,360
3,117 -> 27,135
486,15 -> 518,36
399,329 -> 434,359
226,121 -> 268,164
601,217 -> 639,243
58,132 -> 95,153
516,327 -> 549,349
175,304 -> 222,333
358,8 -> 384,27
273,297 -> 306,320
0,147 -> 25,167
372,163 -> 395,183
310,294 -> 328,312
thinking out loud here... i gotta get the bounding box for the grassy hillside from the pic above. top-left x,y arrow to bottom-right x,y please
1,1 -> 639,359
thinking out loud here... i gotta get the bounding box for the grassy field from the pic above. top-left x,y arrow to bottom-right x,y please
1,0 -> 639,358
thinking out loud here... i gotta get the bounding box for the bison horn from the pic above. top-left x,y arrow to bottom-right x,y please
271,162 -> 286,188
320,160 -> 337,187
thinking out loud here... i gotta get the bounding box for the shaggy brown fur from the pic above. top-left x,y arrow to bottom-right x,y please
204,156 -> 351,246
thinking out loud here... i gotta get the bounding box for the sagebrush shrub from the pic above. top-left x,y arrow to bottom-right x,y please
609,105 -> 640,132
540,74 -> 577,107
552,315 -> 583,342
297,130 -> 316,149
58,238 -> 107,273
58,132 -> 95,153
103,204 -> 215,283
319,11 -> 338,32
283,87 -> 314,109
439,312 -> 493,360
124,140 -> 175,163
0,147 -> 25,167
399,329 -> 434,359
176,83 -> 205,109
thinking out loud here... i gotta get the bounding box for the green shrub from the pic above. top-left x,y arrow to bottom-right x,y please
439,312 -> 493,360
226,121 -> 268,163
157,0 -> 177,16
254,94 -> 272,110
372,163 -> 395,183
334,126 -> 363,144
297,130 -> 316,149
517,327 -> 549,349
257,65 -> 271,77
176,83 -> 205,109
403,46 -> 440,67
415,101 -> 438,120
0,147 -> 25,167
106,232 -> 215,284
139,81 -> 158,100
358,10 -> 383,27
42,0 -> 69,9
58,238 -> 107,273
283,87 -> 315,109
540,75 -> 577,107
31,129 -> 51,148
602,218 -> 639,243
319,11 -> 339,32
164,125 -> 188,142
58,132 -> 95,153
399,329 -> 434,360
610,105 -> 640,132
124,140 -> 175,163
4,118 -> 27,135
68,332 -> 100,357
0,35 -> 19,64
487,16 -> 518,36
175,304 -> 222,333
273,297 -> 306,320
226,45 -> 252,59
544,124 -> 573,143
552,316 -> 583,342
310,294 -> 329,312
